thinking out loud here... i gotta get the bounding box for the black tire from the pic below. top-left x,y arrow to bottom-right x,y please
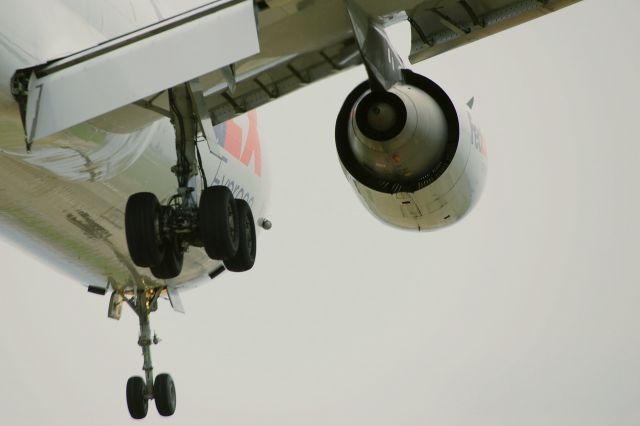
150,246 -> 184,279
126,376 -> 148,419
224,199 -> 257,272
154,373 -> 177,417
125,192 -> 165,267
199,186 -> 239,260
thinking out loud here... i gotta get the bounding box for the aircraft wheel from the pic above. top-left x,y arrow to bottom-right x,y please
154,373 -> 177,417
199,186 -> 239,260
150,245 -> 184,279
126,376 -> 148,419
125,192 -> 165,267
224,199 -> 256,272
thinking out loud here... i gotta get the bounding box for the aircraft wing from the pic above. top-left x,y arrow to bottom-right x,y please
12,0 -> 582,141
199,0 -> 583,127
405,0 -> 582,63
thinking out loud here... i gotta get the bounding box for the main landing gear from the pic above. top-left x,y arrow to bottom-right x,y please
124,83 -> 257,279
121,83 -> 258,417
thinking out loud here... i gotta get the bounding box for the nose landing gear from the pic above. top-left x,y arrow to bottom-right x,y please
123,288 -> 177,419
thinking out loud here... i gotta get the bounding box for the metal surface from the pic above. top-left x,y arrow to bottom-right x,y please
1,0 -> 584,136
205,39 -> 362,126
170,85 -> 199,192
0,93 -> 266,292
201,0 -> 581,125
108,292 -> 125,320
348,83 -> 449,183
344,101 -> 487,231
0,0 -> 580,291
16,0 -> 259,142
167,287 -> 185,313
408,0 -> 582,63
344,0 -> 405,91
336,71 -> 487,231
126,288 -> 162,398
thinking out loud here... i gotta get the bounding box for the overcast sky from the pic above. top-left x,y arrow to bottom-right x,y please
2,1 -> 640,425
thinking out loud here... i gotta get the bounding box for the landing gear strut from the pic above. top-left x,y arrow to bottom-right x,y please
124,288 -> 176,419
124,83 -> 257,279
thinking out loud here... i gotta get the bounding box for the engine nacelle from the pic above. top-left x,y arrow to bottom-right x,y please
335,70 -> 487,231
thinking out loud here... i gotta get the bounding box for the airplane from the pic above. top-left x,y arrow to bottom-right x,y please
0,0 -> 582,419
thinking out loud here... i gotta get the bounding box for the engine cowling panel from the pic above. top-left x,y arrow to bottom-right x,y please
335,70 -> 487,231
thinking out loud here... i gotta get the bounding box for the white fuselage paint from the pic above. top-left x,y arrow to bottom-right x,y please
0,0 -> 268,292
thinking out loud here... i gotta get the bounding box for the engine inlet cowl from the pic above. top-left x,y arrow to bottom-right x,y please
349,84 -> 448,183
335,70 -> 487,231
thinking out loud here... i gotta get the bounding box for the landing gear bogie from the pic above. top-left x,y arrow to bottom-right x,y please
124,84 -> 259,280
124,184 -> 251,279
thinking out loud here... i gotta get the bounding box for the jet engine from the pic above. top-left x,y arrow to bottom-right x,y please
335,70 -> 487,231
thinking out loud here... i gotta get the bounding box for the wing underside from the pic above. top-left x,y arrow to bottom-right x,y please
8,0 -> 584,154
406,0 -> 582,63
205,0 -> 582,126
13,0 -> 260,142
12,0 -> 581,141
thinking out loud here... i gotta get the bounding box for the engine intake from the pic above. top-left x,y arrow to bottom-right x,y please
335,70 -> 487,231
350,81 -> 449,184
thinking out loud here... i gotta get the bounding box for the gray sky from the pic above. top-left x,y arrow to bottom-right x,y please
2,1 -> 640,425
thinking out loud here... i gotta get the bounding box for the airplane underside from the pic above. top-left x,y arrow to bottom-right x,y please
0,0 -> 581,419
